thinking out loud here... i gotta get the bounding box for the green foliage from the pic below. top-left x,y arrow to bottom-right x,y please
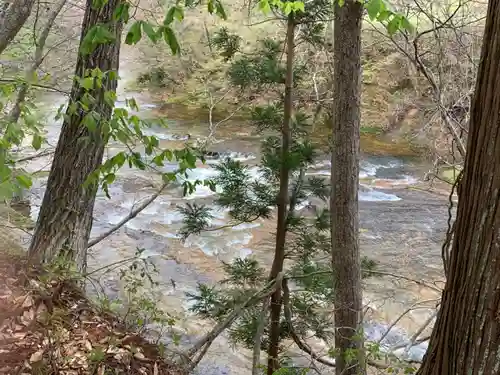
363,0 -> 413,35
178,6 -> 380,359
211,27 -> 242,61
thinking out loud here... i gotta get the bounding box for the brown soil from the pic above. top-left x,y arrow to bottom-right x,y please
0,251 -> 183,375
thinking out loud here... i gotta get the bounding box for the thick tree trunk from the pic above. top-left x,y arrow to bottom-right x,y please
417,1 -> 500,374
0,0 -> 35,55
330,0 -> 365,374
266,13 -> 295,375
27,0 -> 122,273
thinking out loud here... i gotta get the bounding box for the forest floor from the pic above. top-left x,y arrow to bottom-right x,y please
0,248 -> 182,375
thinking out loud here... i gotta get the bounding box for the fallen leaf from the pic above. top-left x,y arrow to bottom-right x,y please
134,352 -> 145,360
21,295 -> 34,308
84,340 -> 93,351
153,362 -> 159,375
29,350 -> 44,363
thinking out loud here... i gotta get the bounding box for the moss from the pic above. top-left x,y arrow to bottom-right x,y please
160,100 -> 251,122
360,134 -> 423,157
440,166 -> 462,183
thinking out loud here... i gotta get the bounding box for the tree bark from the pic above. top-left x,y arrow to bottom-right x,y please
330,0 -> 365,374
417,1 -> 500,373
0,0 -> 35,56
27,0 -> 123,273
266,13 -> 295,375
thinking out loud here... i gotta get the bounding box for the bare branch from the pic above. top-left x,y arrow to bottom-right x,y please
252,296 -> 270,375
183,272 -> 285,368
87,182 -> 168,248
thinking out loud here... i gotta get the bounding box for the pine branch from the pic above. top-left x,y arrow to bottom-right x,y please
184,272 -> 285,364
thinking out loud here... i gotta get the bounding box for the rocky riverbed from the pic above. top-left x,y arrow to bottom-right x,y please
11,88 -> 452,374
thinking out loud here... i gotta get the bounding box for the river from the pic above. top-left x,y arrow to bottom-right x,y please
16,85 -> 450,374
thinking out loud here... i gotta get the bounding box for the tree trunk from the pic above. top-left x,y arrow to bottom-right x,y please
0,0 -> 35,55
9,0 -> 67,123
417,1 -> 500,373
27,0 -> 123,273
266,13 -> 295,375
330,0 -> 365,374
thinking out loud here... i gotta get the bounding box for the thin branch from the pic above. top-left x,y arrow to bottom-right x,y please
15,149 -> 55,163
282,278 -> 336,367
252,296 -> 270,375
401,311 -> 436,356
87,182 -> 168,248
184,272 -> 285,363
376,299 -> 440,346
0,78 -> 69,94
289,269 -> 442,293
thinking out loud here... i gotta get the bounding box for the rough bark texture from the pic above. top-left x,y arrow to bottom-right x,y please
416,1 -> 500,373
330,0 -> 365,374
266,13 -> 295,375
28,0 -> 123,273
0,0 -> 35,55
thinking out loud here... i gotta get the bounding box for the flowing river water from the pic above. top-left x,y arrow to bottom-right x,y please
16,82 -> 451,373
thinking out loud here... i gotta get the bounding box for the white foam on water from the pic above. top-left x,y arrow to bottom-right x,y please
226,233 -> 253,247
163,232 -> 181,239
204,151 -> 257,164
364,322 -> 429,362
359,187 -> 401,202
157,211 -> 185,225
231,222 -> 261,231
237,248 -> 253,259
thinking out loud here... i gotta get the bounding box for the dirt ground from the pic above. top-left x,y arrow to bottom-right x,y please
0,249 -> 182,375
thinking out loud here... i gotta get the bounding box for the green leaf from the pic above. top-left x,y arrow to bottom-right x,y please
31,134 -> 43,150
80,27 -> 98,55
125,21 -> 143,45
377,10 -> 391,22
163,26 -> 180,55
387,16 -> 401,35
16,174 -> 32,189
80,77 -> 94,90
366,0 -> 383,20
142,22 -> 158,43
165,5 -> 184,24
207,0 -> 215,14
83,113 -> 97,132
104,173 -> 116,184
400,16 -> 414,32
214,0 -> 227,19
113,2 -> 130,22
93,25 -> 116,44
283,2 -> 292,14
258,0 -> 271,14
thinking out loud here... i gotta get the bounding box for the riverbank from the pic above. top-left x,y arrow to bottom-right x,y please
0,220 -> 182,375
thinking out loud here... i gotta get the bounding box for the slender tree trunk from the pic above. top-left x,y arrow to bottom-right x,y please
9,0 -> 67,123
27,0 -> 123,273
0,0 -> 35,55
266,13 -> 295,375
417,1 -> 500,373
330,0 -> 365,374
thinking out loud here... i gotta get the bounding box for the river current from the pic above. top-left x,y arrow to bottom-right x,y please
15,86 -> 450,374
